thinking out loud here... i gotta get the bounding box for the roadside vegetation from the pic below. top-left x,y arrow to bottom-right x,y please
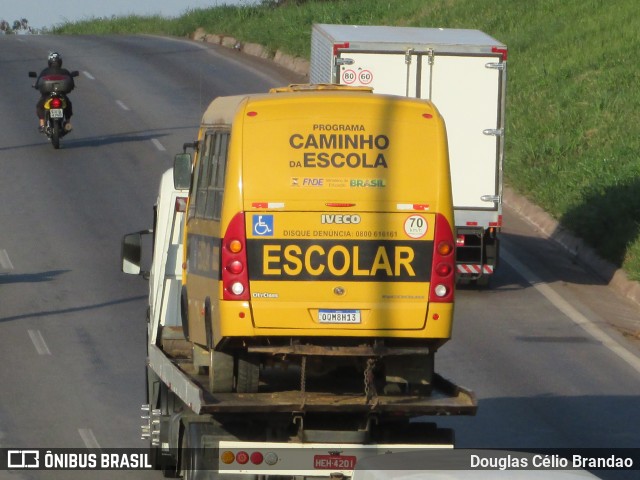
52,0 -> 640,280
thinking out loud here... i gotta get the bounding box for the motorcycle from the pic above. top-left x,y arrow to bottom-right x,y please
29,70 -> 79,149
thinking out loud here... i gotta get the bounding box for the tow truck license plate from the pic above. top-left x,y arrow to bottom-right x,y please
313,454 -> 357,470
50,109 -> 63,118
318,309 -> 361,324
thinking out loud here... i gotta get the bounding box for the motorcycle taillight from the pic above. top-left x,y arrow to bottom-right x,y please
51,98 -> 62,108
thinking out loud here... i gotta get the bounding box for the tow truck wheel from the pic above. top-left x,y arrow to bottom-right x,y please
181,421 -> 258,480
181,422 -> 212,480
152,447 -> 179,478
146,371 -> 179,477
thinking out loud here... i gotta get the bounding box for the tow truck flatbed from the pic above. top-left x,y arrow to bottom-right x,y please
148,344 -> 476,415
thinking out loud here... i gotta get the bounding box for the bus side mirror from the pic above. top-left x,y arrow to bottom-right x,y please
174,153 -> 192,190
121,230 -> 151,277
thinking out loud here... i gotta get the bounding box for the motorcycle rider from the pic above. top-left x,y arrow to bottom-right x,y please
35,52 -> 75,133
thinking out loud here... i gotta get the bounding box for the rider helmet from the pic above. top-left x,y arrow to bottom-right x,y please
48,52 -> 62,68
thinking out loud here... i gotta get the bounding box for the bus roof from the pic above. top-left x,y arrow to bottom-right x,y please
201,94 -> 249,126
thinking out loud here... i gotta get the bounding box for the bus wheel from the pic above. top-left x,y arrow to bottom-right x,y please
235,353 -> 259,393
209,350 -> 234,393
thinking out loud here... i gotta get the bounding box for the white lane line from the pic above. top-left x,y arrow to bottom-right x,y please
0,249 -> 14,270
503,247 -> 640,375
83,71 -> 95,80
27,330 -> 51,355
151,138 -> 166,152
116,100 -> 130,111
78,428 -> 101,449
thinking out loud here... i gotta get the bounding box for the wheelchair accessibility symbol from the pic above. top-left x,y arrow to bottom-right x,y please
252,214 -> 273,236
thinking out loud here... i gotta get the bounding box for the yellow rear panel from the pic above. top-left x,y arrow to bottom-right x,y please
218,89 -> 453,339
239,91 -> 451,212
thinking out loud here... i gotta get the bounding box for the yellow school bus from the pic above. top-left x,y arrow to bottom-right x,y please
176,84 -> 455,394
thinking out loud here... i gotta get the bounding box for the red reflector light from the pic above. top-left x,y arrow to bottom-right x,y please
236,451 -> 249,465
42,75 -> 68,81
247,111 -> 258,117
456,235 -> 465,247
325,203 -> 355,207
250,452 -> 264,465
492,46 -> 508,61
436,262 -> 452,276
422,113 -> 433,119
227,260 -> 243,275
489,215 -> 503,227
175,197 -> 187,212
333,42 -> 350,55
51,98 -> 62,108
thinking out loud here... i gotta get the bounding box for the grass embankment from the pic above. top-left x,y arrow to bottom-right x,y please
55,0 -> 640,280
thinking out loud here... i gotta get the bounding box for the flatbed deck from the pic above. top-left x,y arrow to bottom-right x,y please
148,344 -> 477,416
199,375 -> 476,415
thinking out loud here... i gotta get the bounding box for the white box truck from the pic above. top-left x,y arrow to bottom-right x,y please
310,24 -> 508,285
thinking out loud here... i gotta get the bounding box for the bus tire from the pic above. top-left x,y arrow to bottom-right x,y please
235,353 -> 259,393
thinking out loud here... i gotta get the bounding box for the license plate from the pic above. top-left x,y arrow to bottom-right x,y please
313,454 -> 357,470
318,309 -> 361,324
49,109 -> 63,118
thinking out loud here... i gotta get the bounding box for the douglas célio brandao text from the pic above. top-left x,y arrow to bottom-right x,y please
470,453 -> 634,470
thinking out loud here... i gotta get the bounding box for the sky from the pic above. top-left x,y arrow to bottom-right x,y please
2,0 -> 260,30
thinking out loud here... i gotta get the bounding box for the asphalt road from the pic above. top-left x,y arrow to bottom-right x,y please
0,33 -> 301,480
0,34 -> 639,480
